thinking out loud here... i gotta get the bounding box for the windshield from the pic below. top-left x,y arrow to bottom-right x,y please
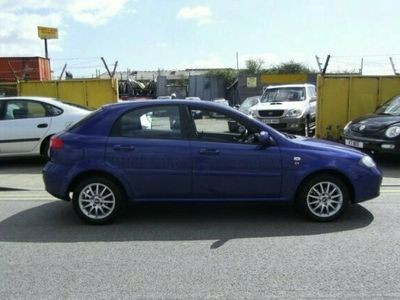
375,96 -> 400,116
261,87 -> 306,103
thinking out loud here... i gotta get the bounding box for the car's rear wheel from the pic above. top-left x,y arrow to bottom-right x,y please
296,175 -> 349,222
72,177 -> 123,224
40,137 -> 51,161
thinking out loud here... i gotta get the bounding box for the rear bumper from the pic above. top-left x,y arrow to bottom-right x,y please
42,162 -> 71,201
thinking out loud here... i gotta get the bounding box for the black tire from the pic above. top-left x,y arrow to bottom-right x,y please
40,137 -> 51,161
296,174 -> 349,222
72,177 -> 124,224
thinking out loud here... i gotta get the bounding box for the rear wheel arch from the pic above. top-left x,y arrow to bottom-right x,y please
68,170 -> 128,202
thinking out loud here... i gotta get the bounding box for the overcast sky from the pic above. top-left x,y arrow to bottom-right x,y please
1,0 -> 399,76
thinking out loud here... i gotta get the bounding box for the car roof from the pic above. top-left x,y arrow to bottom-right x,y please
0,96 -> 64,105
266,84 -> 315,89
105,99 -> 234,111
0,96 -> 90,111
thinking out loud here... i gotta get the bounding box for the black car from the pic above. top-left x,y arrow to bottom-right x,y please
343,95 -> 400,154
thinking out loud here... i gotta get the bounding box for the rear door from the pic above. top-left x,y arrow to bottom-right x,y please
0,99 -> 52,154
105,105 -> 192,199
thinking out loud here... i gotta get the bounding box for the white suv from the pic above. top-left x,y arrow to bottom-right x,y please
249,83 -> 317,136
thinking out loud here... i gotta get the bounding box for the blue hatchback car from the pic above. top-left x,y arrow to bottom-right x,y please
43,100 -> 382,224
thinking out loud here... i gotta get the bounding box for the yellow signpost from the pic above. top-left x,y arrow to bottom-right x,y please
37,26 -> 59,59
37,26 -> 58,39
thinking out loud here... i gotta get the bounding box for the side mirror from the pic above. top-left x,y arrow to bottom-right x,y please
256,131 -> 273,146
310,96 -> 317,102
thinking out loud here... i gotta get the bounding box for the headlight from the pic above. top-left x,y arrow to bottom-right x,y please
343,121 -> 351,132
385,126 -> 400,138
285,109 -> 303,118
360,155 -> 376,168
249,110 -> 256,118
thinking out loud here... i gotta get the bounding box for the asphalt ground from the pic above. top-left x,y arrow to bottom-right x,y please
1,156 -> 400,298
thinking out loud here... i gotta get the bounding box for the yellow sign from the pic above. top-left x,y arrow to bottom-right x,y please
37,26 -> 58,39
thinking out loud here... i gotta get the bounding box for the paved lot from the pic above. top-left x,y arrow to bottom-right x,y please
0,156 -> 400,298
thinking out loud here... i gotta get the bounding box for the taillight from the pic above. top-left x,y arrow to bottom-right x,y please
50,135 -> 64,150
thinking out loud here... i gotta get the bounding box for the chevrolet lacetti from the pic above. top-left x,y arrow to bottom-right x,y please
43,100 -> 382,224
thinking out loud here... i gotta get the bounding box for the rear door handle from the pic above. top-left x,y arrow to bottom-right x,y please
37,123 -> 48,128
113,145 -> 135,151
199,148 -> 220,155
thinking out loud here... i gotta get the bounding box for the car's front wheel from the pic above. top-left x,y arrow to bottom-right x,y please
72,177 -> 124,224
296,175 -> 349,222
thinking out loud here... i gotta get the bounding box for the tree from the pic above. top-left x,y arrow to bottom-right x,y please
245,58 -> 264,75
204,69 -> 236,86
265,60 -> 314,74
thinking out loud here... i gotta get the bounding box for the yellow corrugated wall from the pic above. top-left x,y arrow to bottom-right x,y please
316,75 -> 400,140
18,78 -> 119,109
261,74 -> 308,85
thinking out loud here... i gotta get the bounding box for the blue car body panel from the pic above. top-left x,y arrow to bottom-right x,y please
43,100 -> 382,204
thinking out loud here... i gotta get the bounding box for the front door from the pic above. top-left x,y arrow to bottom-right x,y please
188,107 -> 282,200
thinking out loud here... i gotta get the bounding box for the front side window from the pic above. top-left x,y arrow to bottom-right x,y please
190,109 -> 258,144
112,105 -> 182,139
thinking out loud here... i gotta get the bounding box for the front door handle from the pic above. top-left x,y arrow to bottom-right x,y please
199,148 -> 220,155
37,123 -> 48,128
113,145 -> 136,151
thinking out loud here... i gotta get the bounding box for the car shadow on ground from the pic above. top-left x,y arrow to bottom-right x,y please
0,201 -> 373,249
0,157 -> 45,174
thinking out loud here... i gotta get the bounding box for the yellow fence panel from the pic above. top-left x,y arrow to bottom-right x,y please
18,78 -> 118,109
261,74 -> 308,85
86,79 -> 118,108
19,81 -> 58,97
316,75 -> 400,140
57,81 -> 86,106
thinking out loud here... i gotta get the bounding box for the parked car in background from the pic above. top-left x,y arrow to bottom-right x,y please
211,98 -> 230,117
343,95 -> 400,155
185,97 -> 201,101
185,97 -> 203,118
212,98 -> 229,106
229,96 -> 261,132
238,96 -> 261,115
0,96 -> 90,160
156,96 -> 172,100
250,84 -> 317,136
43,100 -> 381,224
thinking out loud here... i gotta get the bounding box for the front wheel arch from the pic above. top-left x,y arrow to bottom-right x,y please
294,170 -> 355,204
295,172 -> 352,221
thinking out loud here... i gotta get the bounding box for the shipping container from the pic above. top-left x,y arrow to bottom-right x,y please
0,57 -> 51,82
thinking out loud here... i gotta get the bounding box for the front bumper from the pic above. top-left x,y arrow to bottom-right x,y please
343,134 -> 400,154
255,116 -> 306,132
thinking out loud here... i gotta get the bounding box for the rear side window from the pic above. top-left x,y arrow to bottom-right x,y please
111,106 -> 182,139
2,100 -> 46,119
